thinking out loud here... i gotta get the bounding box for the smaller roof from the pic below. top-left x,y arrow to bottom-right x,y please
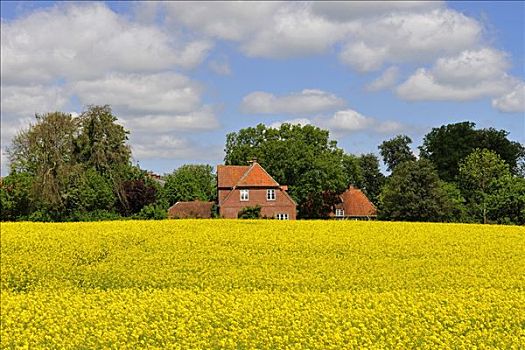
168,201 -> 214,219
339,186 -> 377,217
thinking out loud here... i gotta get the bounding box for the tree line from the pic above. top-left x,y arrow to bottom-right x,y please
1,106 -> 524,224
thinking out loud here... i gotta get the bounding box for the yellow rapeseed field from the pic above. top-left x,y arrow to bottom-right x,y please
1,220 -> 524,349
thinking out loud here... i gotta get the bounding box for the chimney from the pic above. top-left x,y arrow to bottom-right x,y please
248,157 -> 258,165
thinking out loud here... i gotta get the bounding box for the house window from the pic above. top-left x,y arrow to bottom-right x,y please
240,189 -> 249,201
335,209 -> 344,217
276,213 -> 289,220
267,189 -> 276,201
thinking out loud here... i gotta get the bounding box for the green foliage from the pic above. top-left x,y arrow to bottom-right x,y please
134,202 -> 168,220
224,123 -> 347,218
76,105 -> 131,174
459,149 -> 512,224
0,172 -> 33,221
379,159 -> 458,222
238,205 -> 262,219
358,153 -> 385,205
378,135 -> 416,172
420,122 -> 524,182
342,154 -> 364,189
163,164 -> 216,205
486,175 -> 525,225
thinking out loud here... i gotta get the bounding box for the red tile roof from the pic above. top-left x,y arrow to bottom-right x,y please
217,165 -> 249,188
167,201 -> 214,219
235,163 -> 279,187
339,186 -> 377,217
217,162 -> 279,188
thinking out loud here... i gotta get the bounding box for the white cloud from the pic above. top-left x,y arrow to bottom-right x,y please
311,1 -> 442,21
241,89 -> 345,115
366,66 -> 400,91
268,118 -> 312,129
396,48 -> 518,101
131,134 -> 222,160
0,3 -> 211,84
325,109 -> 374,131
122,107 -> 220,132
432,48 -> 510,86
339,9 -> 482,72
71,72 -> 203,115
492,83 -> 525,113
1,85 -> 69,117
240,4 -> 345,58
323,109 -> 404,134
164,2 -> 281,41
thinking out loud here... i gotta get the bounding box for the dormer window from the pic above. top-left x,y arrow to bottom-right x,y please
267,189 -> 276,201
240,189 -> 249,201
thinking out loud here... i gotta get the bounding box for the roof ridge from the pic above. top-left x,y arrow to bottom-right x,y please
235,162 -> 279,187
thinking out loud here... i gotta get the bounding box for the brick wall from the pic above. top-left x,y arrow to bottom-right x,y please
218,188 -> 296,219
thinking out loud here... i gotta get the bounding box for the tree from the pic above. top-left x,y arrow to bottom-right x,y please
224,123 -> 347,218
420,122 -> 524,182
458,149 -> 511,224
76,105 -> 131,174
379,159 -> 456,222
0,172 -> 33,221
358,153 -> 385,205
486,175 -> 525,225
378,135 -> 416,172
342,154 -> 364,189
7,112 -> 80,217
163,164 -> 216,205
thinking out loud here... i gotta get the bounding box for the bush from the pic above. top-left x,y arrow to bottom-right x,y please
238,206 -> 262,219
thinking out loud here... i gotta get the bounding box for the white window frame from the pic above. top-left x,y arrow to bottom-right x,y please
267,189 -> 276,201
335,209 -> 344,217
240,189 -> 249,201
276,213 -> 289,220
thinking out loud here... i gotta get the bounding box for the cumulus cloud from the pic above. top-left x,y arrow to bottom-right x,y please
71,72 -> 203,115
130,134 -> 223,160
492,83 -> 525,113
339,9 -> 482,72
311,1 -> 442,21
241,89 -> 346,115
366,66 -> 400,91
396,48 -> 518,101
324,109 -> 404,134
0,3 -> 211,84
122,107 -> 220,132
1,85 -> 69,117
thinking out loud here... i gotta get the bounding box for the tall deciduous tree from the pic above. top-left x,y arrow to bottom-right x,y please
76,105 -> 131,174
458,149 -> 511,224
8,112 -> 80,215
378,135 -> 416,172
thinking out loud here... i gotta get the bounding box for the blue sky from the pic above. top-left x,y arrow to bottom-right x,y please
1,1 -> 523,176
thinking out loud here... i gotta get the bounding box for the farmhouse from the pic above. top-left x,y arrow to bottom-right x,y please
331,185 -> 377,220
217,160 -> 297,219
